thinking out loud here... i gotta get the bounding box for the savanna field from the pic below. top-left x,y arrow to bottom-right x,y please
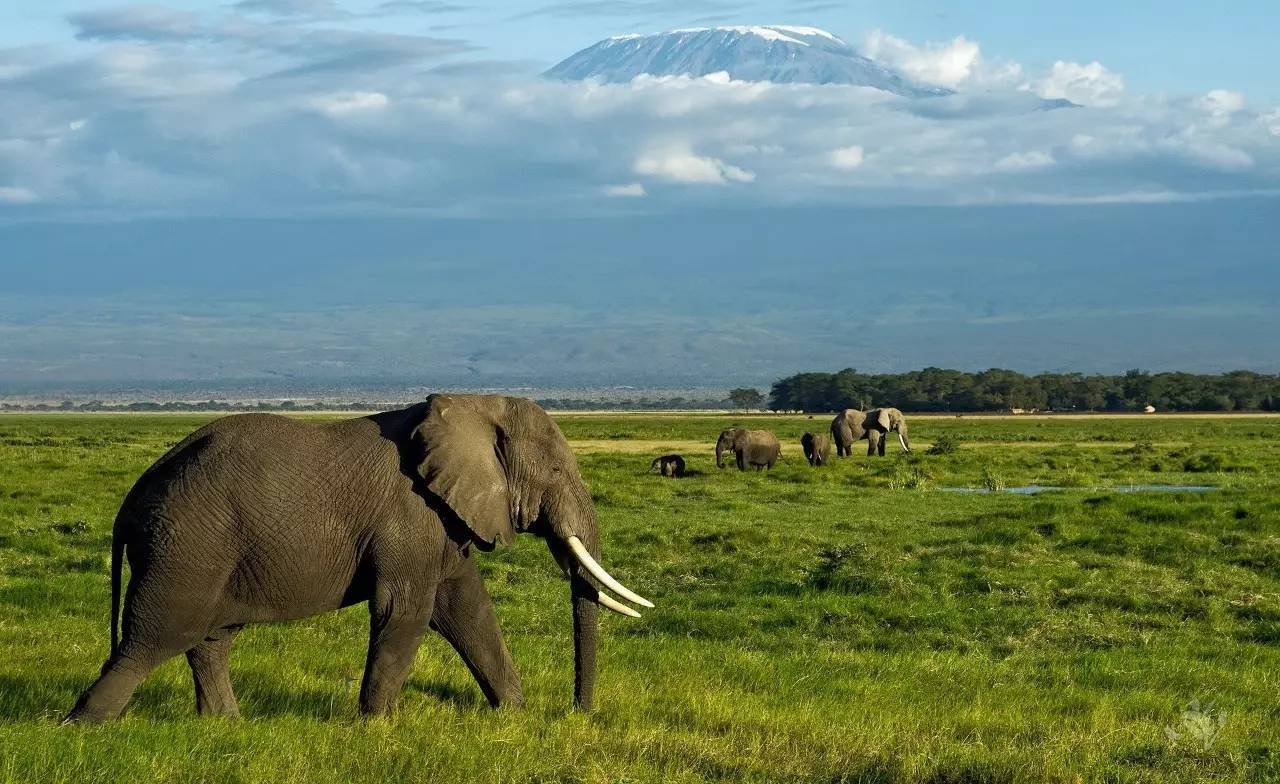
0,412 -> 1277,783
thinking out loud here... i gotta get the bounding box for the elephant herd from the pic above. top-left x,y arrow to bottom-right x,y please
651,407 -> 911,476
63,395 -> 909,724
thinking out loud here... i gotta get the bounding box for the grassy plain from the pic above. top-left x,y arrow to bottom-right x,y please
0,412 -> 1277,783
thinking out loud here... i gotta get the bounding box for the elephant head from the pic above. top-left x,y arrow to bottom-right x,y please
866,407 -> 911,453
801,432 -> 829,466
414,394 -> 652,710
715,428 -> 740,469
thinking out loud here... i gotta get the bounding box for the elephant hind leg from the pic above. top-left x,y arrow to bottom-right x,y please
187,626 -> 243,717
64,645 -> 169,723
66,574 -> 224,723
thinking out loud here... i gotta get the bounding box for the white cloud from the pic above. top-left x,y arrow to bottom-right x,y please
634,149 -> 754,184
994,150 -> 1055,172
862,30 -> 980,88
829,145 -> 865,170
1029,60 -> 1125,107
1264,109 -> 1280,137
0,186 -> 40,204
311,91 -> 390,116
604,182 -> 646,197
1195,89 -> 1245,122
3,11 -> 1277,217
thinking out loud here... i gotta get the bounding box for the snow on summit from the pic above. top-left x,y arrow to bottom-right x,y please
546,26 -> 947,97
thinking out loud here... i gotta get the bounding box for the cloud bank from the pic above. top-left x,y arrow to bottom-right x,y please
1,4 -> 1278,219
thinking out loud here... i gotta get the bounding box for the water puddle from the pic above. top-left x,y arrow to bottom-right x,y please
940,484 -> 1216,495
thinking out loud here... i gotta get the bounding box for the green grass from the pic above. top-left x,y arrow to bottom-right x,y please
0,413 -> 1277,783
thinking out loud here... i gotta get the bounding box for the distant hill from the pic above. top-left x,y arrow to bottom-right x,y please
1,201 -> 1277,387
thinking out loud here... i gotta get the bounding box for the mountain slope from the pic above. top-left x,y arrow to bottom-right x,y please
546,26 -> 950,97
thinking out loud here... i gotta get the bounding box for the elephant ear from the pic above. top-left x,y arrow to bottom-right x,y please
870,409 -> 892,430
412,394 -> 517,548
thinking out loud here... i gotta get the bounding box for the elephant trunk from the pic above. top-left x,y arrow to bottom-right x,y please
546,485 -> 652,711
570,570 -> 598,711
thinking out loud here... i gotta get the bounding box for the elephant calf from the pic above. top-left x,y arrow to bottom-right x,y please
716,428 -> 781,471
64,394 -> 653,723
650,454 -> 686,478
801,432 -> 832,466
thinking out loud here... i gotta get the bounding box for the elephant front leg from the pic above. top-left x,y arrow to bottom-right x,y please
187,625 -> 242,717
430,556 -> 524,708
360,585 -> 432,716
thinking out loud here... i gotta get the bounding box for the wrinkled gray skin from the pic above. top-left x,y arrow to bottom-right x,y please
65,394 -> 620,723
715,428 -> 781,471
801,432 -> 832,466
830,409 -> 869,457
650,454 -> 686,478
865,407 -> 912,456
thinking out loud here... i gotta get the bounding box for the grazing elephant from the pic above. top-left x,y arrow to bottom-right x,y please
865,407 -> 911,455
830,409 -> 869,457
64,394 -> 652,723
650,454 -> 686,478
715,428 -> 781,471
801,432 -> 831,466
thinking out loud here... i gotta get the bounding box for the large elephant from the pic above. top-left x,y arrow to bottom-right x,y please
64,394 -> 651,723
715,428 -> 781,471
801,432 -> 831,466
830,409 -> 869,457
865,407 -> 912,455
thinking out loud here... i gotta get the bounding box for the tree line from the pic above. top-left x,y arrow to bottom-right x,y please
768,368 -> 1280,413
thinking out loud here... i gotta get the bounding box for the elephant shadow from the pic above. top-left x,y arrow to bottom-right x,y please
234,670 -> 488,718
646,468 -> 707,479
0,670 -> 487,723
0,672 -> 192,722
0,673 -> 101,721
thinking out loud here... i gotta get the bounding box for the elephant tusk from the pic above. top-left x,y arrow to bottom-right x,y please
567,536 -> 654,609
898,432 -> 909,452
597,591 -> 642,618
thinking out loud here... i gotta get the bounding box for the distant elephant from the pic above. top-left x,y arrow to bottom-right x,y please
830,409 -> 869,457
650,454 -> 686,478
801,432 -> 831,466
64,394 -> 652,723
715,428 -> 781,471
865,407 -> 911,455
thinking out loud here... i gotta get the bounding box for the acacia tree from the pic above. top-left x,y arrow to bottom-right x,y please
728,388 -> 765,410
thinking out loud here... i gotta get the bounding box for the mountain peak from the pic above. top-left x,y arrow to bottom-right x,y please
546,26 -> 949,97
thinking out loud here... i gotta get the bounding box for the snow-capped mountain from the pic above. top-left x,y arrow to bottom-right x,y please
545,25 -> 950,97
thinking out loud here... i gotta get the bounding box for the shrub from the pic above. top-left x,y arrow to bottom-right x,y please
927,434 -> 960,455
1183,453 -> 1224,473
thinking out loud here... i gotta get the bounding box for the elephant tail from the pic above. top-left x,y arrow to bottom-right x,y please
109,514 -> 126,658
